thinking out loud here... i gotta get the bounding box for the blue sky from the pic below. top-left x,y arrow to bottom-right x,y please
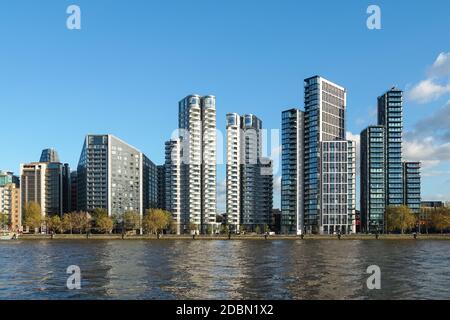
1,0 -> 450,211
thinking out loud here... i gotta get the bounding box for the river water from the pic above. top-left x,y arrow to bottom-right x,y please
0,240 -> 449,300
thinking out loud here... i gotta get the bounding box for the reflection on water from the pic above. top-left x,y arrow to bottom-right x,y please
0,240 -> 449,300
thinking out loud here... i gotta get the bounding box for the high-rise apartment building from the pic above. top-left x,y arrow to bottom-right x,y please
320,140 -> 356,234
77,134 -> 157,218
226,113 -> 273,232
166,95 -> 217,234
360,126 -> 386,233
281,109 -> 304,234
225,113 -> 241,229
303,76 -> 355,234
378,88 -> 404,207
20,162 -> 68,217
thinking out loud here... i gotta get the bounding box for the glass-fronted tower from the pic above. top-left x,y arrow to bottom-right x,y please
361,87 -> 421,233
281,108 -> 304,234
304,76 -> 350,234
378,88 -> 404,207
40,148 -> 60,163
360,125 -> 386,233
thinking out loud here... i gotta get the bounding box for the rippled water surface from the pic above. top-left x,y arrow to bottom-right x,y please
0,240 -> 449,299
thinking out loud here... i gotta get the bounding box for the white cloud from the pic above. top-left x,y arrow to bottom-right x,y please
407,52 -> 450,104
273,175 -> 281,195
407,79 -> 450,104
429,52 -> 450,77
404,136 -> 450,168
403,98 -> 450,180
415,100 -> 450,140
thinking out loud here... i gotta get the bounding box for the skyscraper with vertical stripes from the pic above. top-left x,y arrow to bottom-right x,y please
166,95 -> 217,234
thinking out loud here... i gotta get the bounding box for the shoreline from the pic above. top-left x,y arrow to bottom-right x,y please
13,234 -> 450,241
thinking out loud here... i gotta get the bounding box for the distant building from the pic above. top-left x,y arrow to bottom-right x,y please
420,200 -> 444,232
355,210 -> 361,233
0,183 -> 21,231
403,162 -> 421,214
70,171 -> 78,212
40,148 -> 60,163
421,201 -> 444,208
77,134 -> 157,219
62,164 -> 71,214
157,165 -> 166,210
271,209 -> 281,233
0,171 -> 19,187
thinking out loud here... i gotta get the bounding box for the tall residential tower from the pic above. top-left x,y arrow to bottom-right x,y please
166,95 -> 217,234
281,109 -> 304,234
226,113 -> 273,232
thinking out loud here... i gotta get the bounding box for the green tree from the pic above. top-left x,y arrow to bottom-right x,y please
96,215 -> 114,234
264,224 -> 270,234
0,212 -> 9,230
62,213 -> 74,234
91,208 -> 109,232
386,205 -> 417,234
24,202 -> 43,233
255,225 -> 261,234
143,209 -> 171,235
70,212 -> 91,234
430,208 -> 450,233
91,208 -> 108,220
46,215 -> 62,234
123,211 -> 141,232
